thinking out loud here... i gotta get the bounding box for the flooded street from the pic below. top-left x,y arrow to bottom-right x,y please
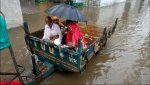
0,0 -> 150,84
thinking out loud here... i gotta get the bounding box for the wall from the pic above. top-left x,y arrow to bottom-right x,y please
74,0 -> 83,2
1,0 -> 23,29
83,0 -> 126,7
100,0 -> 126,7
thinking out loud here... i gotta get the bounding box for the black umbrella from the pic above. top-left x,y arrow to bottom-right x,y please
45,4 -> 87,22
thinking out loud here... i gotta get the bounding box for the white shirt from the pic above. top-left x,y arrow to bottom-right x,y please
43,23 -> 62,45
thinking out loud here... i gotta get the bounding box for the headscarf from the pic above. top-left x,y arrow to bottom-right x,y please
52,16 -> 64,28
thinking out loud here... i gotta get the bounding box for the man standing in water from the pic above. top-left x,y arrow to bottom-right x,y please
42,16 -> 62,45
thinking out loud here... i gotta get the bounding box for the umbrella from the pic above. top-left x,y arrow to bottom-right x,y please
45,4 -> 87,22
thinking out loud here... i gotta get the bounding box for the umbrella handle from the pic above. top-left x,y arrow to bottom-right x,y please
86,21 -> 88,29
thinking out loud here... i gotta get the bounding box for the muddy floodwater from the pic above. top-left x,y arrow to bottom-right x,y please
0,0 -> 150,84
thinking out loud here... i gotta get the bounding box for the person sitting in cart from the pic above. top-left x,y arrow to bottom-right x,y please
65,20 -> 87,48
52,16 -> 67,45
52,16 -> 64,29
42,16 -> 62,45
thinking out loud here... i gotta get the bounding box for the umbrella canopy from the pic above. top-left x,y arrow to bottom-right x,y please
45,4 -> 87,22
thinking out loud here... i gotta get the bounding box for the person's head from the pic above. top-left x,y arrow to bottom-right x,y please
52,16 -> 59,24
45,16 -> 53,27
66,20 -> 73,25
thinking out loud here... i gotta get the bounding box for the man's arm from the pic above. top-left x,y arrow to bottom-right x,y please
56,24 -> 62,41
42,26 -> 47,40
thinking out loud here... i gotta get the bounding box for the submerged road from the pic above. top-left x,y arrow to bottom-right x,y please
0,0 -> 149,84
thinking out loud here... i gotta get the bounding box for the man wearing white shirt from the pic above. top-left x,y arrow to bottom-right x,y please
42,16 -> 62,45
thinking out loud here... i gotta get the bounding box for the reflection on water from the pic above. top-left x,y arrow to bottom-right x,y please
0,0 -> 149,84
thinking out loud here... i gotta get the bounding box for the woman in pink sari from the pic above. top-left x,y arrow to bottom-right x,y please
66,20 -> 86,48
